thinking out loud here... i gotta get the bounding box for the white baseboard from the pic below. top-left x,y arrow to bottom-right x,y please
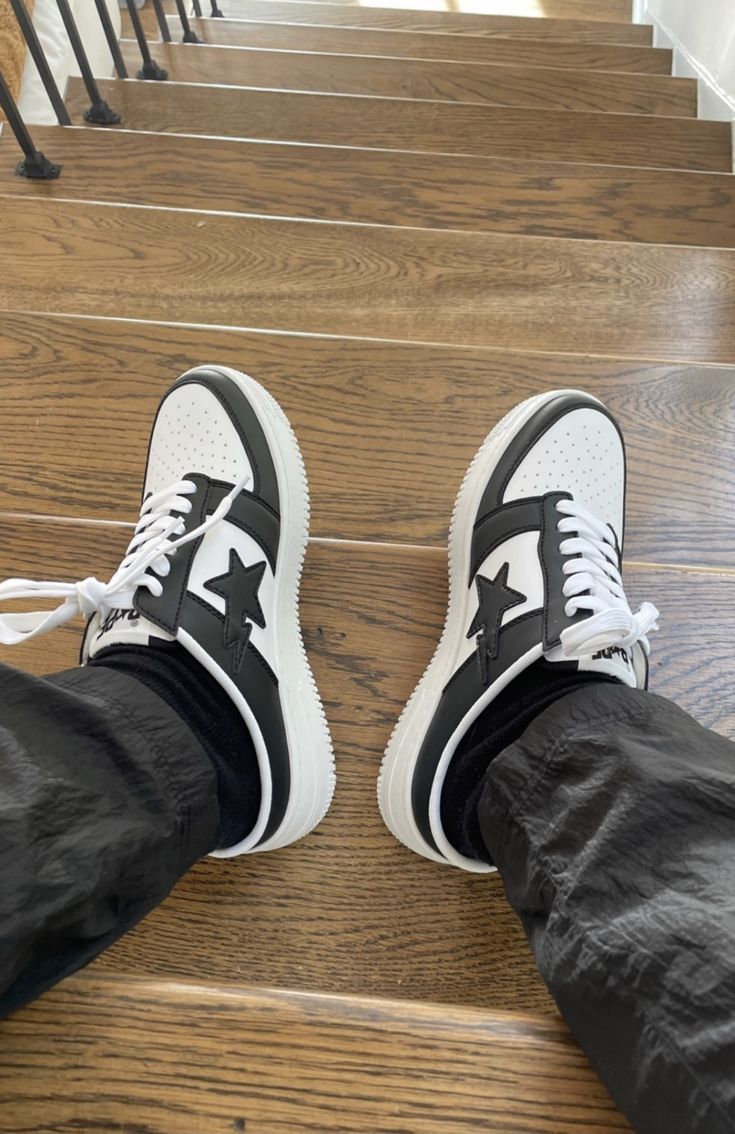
633,3 -> 735,125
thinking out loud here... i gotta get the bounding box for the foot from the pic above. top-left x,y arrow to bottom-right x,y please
378,390 -> 658,873
0,366 -> 335,857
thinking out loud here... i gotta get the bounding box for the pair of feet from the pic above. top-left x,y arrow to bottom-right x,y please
0,367 -> 658,871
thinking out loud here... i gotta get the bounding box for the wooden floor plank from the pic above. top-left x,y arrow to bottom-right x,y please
136,18 -> 673,71
182,0 -> 636,18
0,978 -> 630,1134
118,39 -> 695,116
0,519 -> 732,1004
1,199 -> 734,363
4,128 -> 734,248
0,312 -> 733,568
152,0 -> 652,43
65,80 -> 731,171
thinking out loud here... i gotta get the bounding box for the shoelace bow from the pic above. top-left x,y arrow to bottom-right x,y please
0,476 -> 249,646
556,498 -> 659,659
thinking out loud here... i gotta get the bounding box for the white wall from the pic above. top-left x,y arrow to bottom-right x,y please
635,0 -> 735,119
18,0 -> 122,125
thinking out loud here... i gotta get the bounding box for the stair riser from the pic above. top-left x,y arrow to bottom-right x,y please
2,129 -> 734,250
2,198 -> 735,362
65,80 -> 732,173
118,40 -> 696,117
129,19 -> 673,72
139,0 -> 652,44
1,311 -> 733,565
167,0 -> 637,19
1,977 -> 630,1134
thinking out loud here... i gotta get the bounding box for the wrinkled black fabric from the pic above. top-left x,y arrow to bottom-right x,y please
441,660 -> 619,861
479,684 -> 735,1134
0,661 -> 220,1018
90,641 -> 260,848
0,656 -> 734,1134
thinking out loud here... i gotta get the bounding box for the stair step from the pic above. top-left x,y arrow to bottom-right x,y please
5,127 -> 734,248
65,80 -> 731,172
0,514 -> 731,1002
193,0 -> 636,19
139,18 -> 672,71
149,0 -> 651,43
0,975 -> 629,1133
0,311 -> 733,566
118,40 -> 696,116
2,197 -> 734,361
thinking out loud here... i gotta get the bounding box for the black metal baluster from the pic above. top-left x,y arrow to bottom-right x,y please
54,0 -> 120,124
0,66 -> 61,179
173,0 -> 201,43
8,0 -> 71,125
125,0 -> 168,79
191,0 -> 203,15
151,0 -> 173,42
92,0 -> 128,79
210,1 -> 225,15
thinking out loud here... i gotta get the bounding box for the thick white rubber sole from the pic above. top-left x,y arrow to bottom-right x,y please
378,389 -> 603,873
176,366 -> 335,858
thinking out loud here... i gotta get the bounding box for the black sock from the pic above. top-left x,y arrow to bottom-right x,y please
441,661 -> 621,865
90,641 -> 260,849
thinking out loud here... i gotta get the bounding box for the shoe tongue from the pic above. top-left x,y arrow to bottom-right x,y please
544,642 -> 638,687
84,606 -> 174,660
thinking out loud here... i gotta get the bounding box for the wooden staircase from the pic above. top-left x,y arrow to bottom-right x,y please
126,19 -> 677,69
64,79 -> 731,167
0,0 -> 734,1129
118,40 -> 699,113
0,976 -> 630,1133
128,0 -> 654,42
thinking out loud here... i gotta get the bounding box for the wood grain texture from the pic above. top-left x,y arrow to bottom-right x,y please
0,311 -> 734,567
182,0 -> 636,18
5,128 -> 734,249
0,519 -> 733,1003
5,128 -> 735,248
118,39 -> 695,116
65,79 -> 731,171
0,976 -> 631,1134
153,0 -> 652,43
2,198 -> 735,362
132,17 -> 674,72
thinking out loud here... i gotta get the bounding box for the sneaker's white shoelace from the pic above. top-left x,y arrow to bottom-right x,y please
0,476 -> 249,646
556,498 -> 659,659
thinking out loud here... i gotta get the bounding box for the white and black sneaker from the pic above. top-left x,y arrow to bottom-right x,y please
378,389 -> 659,874
0,365 -> 335,858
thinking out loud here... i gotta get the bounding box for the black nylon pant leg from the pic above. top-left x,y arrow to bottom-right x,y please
0,661 -> 220,1018
478,685 -> 735,1134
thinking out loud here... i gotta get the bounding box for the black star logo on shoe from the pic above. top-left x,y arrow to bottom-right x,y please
205,551 -> 267,674
467,563 -> 526,684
